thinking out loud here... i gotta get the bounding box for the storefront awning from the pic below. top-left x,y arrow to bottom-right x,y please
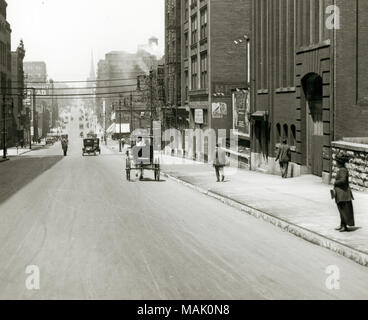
251,111 -> 269,121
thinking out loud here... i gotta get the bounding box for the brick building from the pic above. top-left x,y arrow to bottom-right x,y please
164,0 -> 182,128
250,0 -> 368,183
23,61 -> 50,140
11,40 -> 26,144
180,0 -> 250,138
0,0 -> 13,149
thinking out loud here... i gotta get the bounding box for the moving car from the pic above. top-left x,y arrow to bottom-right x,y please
82,138 -> 98,156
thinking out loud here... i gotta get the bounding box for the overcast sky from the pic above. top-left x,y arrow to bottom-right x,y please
8,0 -> 165,81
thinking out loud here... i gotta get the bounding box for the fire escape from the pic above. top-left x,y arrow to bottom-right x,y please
165,0 -> 181,129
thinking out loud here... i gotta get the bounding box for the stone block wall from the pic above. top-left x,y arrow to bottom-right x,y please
332,141 -> 368,192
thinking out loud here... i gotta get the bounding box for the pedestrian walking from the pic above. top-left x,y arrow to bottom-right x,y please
275,139 -> 291,178
61,138 -> 68,157
121,138 -> 126,149
136,136 -> 146,181
333,155 -> 355,232
212,144 -> 227,182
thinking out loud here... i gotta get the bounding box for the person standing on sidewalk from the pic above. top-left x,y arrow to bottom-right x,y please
212,144 -> 226,182
334,155 -> 355,232
275,139 -> 291,179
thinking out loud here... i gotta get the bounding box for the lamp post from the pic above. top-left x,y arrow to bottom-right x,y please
2,95 -> 6,159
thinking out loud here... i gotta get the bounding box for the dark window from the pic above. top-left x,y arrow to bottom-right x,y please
191,56 -> 198,90
191,14 -> 198,43
184,71 -> 189,100
290,124 -> 296,146
184,32 -> 189,59
185,0 -> 189,21
276,123 -> 281,143
200,8 -> 208,40
200,52 -> 208,89
283,124 -> 289,141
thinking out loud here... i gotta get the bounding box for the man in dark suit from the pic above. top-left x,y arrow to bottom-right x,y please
212,144 -> 227,182
334,155 -> 355,232
275,139 -> 291,178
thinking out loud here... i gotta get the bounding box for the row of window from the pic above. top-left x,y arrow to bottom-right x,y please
190,9 -> 207,44
0,41 -> 10,70
276,123 -> 296,146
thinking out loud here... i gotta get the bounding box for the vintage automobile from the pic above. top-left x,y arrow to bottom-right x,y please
46,136 -> 55,145
82,138 -> 98,156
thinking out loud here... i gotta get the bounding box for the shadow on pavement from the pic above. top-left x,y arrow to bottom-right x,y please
0,155 -> 63,206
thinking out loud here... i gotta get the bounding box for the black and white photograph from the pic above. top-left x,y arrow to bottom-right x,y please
0,0 -> 368,308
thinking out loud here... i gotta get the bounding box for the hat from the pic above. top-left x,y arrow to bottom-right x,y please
335,154 -> 350,165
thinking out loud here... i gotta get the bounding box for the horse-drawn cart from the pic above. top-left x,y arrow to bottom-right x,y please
125,137 -> 160,182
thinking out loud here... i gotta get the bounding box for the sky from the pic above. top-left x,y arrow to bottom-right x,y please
7,0 -> 165,81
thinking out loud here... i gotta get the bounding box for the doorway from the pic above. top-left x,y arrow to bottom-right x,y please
302,73 -> 323,177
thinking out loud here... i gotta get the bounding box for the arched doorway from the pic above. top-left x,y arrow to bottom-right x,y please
302,73 -> 323,177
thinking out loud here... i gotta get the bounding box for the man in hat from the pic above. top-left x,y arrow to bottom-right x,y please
334,154 -> 355,232
212,144 -> 227,182
275,139 -> 291,178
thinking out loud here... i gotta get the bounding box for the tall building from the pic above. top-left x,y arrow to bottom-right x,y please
84,51 -> 96,113
24,61 -> 50,139
11,40 -> 26,144
96,43 -> 160,132
0,0 -> 13,149
165,0 -> 182,128
180,0 -> 250,138
250,0 -> 368,185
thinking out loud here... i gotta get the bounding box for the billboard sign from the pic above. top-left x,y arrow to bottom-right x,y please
232,89 -> 250,137
194,109 -> 204,124
212,102 -> 227,119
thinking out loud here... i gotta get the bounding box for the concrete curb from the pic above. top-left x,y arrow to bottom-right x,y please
162,171 -> 368,268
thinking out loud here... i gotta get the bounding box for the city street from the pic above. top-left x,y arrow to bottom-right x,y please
0,112 -> 368,300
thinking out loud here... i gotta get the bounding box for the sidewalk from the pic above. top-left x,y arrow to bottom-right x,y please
0,142 -> 46,159
159,155 -> 368,267
103,140 -> 368,266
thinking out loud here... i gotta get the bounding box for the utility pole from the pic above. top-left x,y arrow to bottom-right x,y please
130,92 -> 133,133
119,98 -> 122,152
2,95 -> 6,159
29,87 -> 38,143
149,70 -> 153,138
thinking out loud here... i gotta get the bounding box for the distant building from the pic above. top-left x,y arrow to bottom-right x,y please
24,61 -> 50,139
96,42 -> 160,132
250,0 -> 368,185
11,40 -> 26,144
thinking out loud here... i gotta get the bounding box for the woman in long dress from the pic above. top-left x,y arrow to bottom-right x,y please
334,155 -> 355,232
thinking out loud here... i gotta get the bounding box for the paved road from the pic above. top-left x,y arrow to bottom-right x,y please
0,110 -> 368,299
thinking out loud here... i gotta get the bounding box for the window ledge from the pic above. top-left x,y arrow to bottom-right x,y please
275,87 -> 296,93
